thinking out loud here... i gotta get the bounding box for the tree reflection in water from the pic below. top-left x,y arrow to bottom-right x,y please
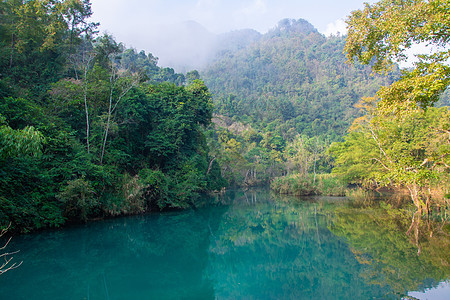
330,198 -> 449,299
208,189 -> 449,299
0,189 -> 447,299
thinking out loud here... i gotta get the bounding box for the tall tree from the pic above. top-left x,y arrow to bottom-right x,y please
0,0 -> 97,96
341,0 -> 450,209
345,0 -> 450,110
94,34 -> 141,164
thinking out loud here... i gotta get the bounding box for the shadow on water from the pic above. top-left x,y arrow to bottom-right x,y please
0,188 -> 448,299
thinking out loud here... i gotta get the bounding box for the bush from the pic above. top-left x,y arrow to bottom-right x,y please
271,173 -> 347,196
139,168 -> 170,210
102,174 -> 147,216
58,177 -> 97,222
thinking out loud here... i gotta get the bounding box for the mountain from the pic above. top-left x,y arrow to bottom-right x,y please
200,19 -> 399,140
139,21 -> 264,72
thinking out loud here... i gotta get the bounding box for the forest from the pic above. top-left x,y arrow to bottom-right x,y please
201,4 -> 449,216
201,18 -> 397,186
202,16 -> 449,196
0,0 -> 225,232
0,0 -> 449,235
0,2 -> 449,298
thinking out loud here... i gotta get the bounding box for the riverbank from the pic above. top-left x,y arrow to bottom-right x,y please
270,173 -> 347,197
1,188 -> 448,299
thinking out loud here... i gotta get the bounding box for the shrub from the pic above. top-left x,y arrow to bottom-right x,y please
58,177 -> 97,221
271,173 -> 347,196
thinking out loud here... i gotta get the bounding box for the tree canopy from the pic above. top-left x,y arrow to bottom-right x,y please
345,0 -> 450,110
0,0 -> 225,232
330,0 -> 450,210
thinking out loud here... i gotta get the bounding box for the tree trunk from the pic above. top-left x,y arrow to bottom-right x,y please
83,56 -> 93,154
407,183 -> 422,211
84,88 -> 90,153
100,80 -> 114,165
100,69 -> 137,164
206,156 -> 216,175
9,32 -> 14,71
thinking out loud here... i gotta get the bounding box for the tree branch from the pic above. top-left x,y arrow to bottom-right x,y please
368,125 -> 395,167
371,157 -> 392,171
0,223 -> 22,275
206,156 -> 216,175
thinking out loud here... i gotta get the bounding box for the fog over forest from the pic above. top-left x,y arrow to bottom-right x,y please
89,0 -> 377,72
125,19 -> 344,72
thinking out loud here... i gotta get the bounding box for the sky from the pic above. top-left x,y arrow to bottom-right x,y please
89,0 -> 376,69
90,0 -> 375,42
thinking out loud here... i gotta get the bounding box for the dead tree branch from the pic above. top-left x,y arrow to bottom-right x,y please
0,223 -> 22,275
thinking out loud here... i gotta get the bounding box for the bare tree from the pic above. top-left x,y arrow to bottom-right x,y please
100,69 -> 140,164
69,40 -> 95,153
95,35 -> 142,164
0,224 -> 22,275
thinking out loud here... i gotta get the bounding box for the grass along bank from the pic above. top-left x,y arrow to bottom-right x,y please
270,173 -> 347,197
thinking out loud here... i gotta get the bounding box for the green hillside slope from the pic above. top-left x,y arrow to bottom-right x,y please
202,19 -> 399,140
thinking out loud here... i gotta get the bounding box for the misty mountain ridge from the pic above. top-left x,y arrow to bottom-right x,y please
138,17 -> 393,140
145,18 -> 318,72
200,20 -> 399,140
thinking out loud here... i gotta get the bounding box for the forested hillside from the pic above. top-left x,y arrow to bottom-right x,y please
0,0 -> 225,232
1,0 -> 447,232
267,1 -> 449,211
198,19 -> 401,185
202,19 -> 399,140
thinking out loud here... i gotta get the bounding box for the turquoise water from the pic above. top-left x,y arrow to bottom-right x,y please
0,189 -> 448,299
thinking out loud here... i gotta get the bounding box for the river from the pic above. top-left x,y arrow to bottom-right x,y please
0,189 -> 449,299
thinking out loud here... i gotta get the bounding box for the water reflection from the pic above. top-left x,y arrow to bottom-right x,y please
0,208 -> 223,299
0,189 -> 448,299
408,281 -> 450,300
330,201 -> 450,299
207,190 -> 389,299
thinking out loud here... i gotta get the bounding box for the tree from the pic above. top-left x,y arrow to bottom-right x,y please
330,99 -> 449,208
64,37 -> 96,152
185,70 -> 200,85
342,0 -> 450,209
0,0 -> 97,96
0,0 -> 227,233
0,114 -> 43,274
60,0 -> 98,49
94,34 -> 141,164
345,0 -> 450,110
0,223 -> 22,275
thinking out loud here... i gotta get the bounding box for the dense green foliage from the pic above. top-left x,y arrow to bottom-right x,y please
203,19 -> 398,140
2,0 -> 448,233
0,0 -> 225,232
203,16 -> 449,192
205,118 -> 334,186
329,103 -> 449,189
271,173 -> 346,196
329,0 -> 450,209
201,19 -> 402,186
268,1 -> 449,201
